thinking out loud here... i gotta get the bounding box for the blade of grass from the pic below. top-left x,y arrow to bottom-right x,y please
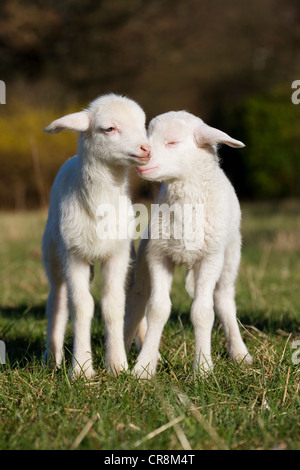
133,415 -> 185,448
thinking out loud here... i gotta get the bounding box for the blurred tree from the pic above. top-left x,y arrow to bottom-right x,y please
0,0 -> 300,206
242,91 -> 300,198
1,0 -> 300,110
215,88 -> 300,199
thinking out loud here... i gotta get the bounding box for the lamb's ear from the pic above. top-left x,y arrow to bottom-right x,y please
194,123 -> 245,148
43,111 -> 90,134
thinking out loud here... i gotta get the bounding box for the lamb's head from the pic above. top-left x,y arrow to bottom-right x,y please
43,94 -> 151,167
136,111 -> 244,181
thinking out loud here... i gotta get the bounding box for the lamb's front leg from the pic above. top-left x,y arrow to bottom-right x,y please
191,255 -> 224,376
66,255 -> 95,379
133,256 -> 174,379
101,245 -> 130,375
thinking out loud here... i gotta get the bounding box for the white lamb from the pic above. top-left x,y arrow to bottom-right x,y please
124,110 -> 252,378
42,93 -> 150,379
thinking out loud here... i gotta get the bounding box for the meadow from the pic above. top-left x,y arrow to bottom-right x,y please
0,201 -> 299,450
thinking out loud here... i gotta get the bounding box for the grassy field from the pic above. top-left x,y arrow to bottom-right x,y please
0,201 -> 299,450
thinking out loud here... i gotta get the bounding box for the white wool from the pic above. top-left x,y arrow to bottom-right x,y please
124,110 -> 252,379
42,93 -> 150,379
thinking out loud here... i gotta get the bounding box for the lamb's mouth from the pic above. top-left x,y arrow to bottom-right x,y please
129,154 -> 151,165
136,165 -> 159,176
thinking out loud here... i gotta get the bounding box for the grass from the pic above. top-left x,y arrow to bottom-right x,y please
0,201 -> 299,450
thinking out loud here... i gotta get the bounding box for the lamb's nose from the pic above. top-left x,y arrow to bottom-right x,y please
140,144 -> 151,157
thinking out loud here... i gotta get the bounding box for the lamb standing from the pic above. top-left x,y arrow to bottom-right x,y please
42,94 -> 150,379
124,111 -> 252,378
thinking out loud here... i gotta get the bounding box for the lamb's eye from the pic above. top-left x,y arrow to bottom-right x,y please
166,141 -> 179,147
105,127 -> 116,133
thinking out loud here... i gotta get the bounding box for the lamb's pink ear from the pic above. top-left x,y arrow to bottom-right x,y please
194,123 -> 245,148
43,111 -> 90,134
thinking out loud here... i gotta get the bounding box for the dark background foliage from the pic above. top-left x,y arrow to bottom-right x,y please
0,0 -> 300,208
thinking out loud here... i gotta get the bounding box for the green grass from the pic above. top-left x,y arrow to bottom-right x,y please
0,201 -> 299,450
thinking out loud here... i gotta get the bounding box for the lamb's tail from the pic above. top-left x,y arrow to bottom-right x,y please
185,268 -> 195,298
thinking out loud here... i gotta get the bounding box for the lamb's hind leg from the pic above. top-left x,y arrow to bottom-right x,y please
214,237 -> 252,365
44,256 -> 69,369
124,238 -> 150,352
132,256 -> 174,379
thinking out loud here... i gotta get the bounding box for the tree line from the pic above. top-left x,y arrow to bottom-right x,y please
0,0 -> 300,207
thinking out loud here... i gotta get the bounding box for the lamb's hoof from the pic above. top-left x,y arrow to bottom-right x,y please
131,363 -> 155,380
70,365 -> 96,381
231,352 -> 253,365
107,361 -> 129,377
44,350 -> 62,370
193,357 -> 213,378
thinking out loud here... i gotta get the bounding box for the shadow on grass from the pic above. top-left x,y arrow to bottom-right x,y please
1,301 -> 298,368
0,305 -> 46,365
237,308 -> 300,334
169,307 -> 299,335
0,304 -> 106,368
0,304 -> 46,319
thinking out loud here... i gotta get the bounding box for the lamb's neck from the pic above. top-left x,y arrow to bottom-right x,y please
76,151 -> 129,215
166,165 -> 216,204
80,155 -> 127,189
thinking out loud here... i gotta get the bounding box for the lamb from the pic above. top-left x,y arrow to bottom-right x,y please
42,93 -> 150,379
124,110 -> 252,378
